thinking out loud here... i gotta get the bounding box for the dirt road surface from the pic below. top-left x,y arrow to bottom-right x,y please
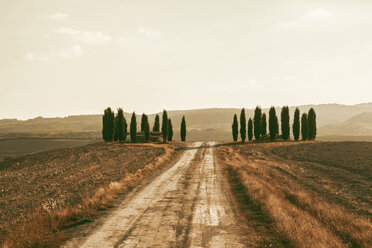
63,142 -> 248,248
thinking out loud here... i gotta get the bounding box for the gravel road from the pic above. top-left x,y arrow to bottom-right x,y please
63,142 -> 248,248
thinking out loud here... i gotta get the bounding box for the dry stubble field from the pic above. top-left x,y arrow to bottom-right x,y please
217,141 -> 372,248
0,142 -> 181,247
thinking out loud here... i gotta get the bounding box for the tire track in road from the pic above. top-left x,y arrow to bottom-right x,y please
188,142 -> 246,248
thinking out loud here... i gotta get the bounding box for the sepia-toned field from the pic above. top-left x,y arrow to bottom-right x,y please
0,138 -> 98,160
217,141 -> 372,248
0,142 -> 180,247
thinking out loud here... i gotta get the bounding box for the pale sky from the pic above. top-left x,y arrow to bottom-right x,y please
1,0 -> 372,119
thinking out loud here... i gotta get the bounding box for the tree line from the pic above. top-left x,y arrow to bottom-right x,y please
232,106 -> 316,142
102,108 -> 187,143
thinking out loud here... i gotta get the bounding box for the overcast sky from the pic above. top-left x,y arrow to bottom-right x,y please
1,0 -> 372,119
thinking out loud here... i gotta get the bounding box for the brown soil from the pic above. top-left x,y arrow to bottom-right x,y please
0,142 -> 175,242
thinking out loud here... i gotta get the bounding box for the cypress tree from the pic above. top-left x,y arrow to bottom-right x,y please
102,108 -> 108,141
130,112 -> 137,142
261,113 -> 267,138
114,108 -> 125,141
232,114 -> 238,142
248,118 -> 253,141
269,107 -> 278,141
161,110 -> 168,143
180,116 -> 186,141
240,108 -> 247,142
253,106 -> 262,140
167,119 -> 173,141
153,114 -> 160,132
301,113 -> 308,141
144,118 -> 150,141
292,108 -> 300,141
281,106 -> 290,140
102,107 -> 114,142
308,108 -> 317,140
141,113 -> 148,133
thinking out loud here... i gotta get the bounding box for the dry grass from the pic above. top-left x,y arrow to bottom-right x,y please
1,142 -> 178,248
217,142 -> 372,248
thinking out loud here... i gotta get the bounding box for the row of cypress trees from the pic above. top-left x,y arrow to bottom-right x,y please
102,108 -> 187,143
232,106 -> 317,142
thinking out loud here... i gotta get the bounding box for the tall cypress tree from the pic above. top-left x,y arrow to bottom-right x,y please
180,116 -> 186,141
269,107 -> 278,141
308,108 -> 317,140
161,110 -> 168,143
153,114 -> 160,132
261,113 -> 267,138
248,118 -> 253,141
141,113 -> 148,133
102,107 -> 115,142
253,106 -> 262,140
167,119 -> 173,141
144,118 -> 150,141
130,112 -> 137,142
102,108 -> 108,141
240,108 -> 247,142
281,106 -> 290,140
292,108 -> 300,141
114,108 -> 125,141
232,114 -> 238,142
301,113 -> 308,141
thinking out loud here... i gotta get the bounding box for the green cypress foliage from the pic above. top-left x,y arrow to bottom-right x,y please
114,108 -> 125,141
269,107 -> 278,141
167,119 -> 173,141
240,108 -> 247,142
180,116 -> 186,141
281,106 -> 290,140
141,113 -> 148,133
308,108 -> 317,140
130,112 -> 137,142
232,114 -> 238,142
261,113 -> 267,138
102,108 -> 108,141
301,113 -> 308,141
102,107 -> 115,142
248,118 -> 253,141
144,117 -> 150,141
253,106 -> 262,140
153,114 -> 160,132
292,108 -> 300,141
161,110 -> 168,143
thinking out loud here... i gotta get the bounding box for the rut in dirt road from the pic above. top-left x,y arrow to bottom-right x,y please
63,142 -> 248,248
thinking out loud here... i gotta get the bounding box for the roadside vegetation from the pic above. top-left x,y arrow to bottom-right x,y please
217,142 -> 372,247
102,107 -> 187,143
232,106 -> 317,142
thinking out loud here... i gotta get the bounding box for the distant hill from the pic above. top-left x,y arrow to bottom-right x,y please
1,103 -> 372,141
318,112 -> 372,136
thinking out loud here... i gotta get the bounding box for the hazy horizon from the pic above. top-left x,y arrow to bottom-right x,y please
1,101 -> 371,121
1,0 -> 372,119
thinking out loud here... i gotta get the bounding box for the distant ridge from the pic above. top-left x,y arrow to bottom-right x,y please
1,103 -> 372,141
318,112 -> 372,136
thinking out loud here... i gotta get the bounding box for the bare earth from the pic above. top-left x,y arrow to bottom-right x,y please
63,142 -> 248,248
